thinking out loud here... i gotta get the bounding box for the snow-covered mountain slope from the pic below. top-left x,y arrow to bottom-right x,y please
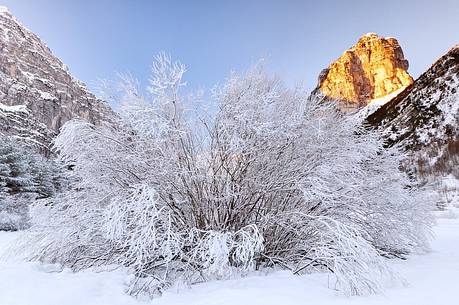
0,6 -> 113,152
1,208 -> 458,305
366,45 -> 459,176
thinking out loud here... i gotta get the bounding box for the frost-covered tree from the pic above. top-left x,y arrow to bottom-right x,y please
0,136 -> 62,230
0,138 -> 35,194
0,137 -> 33,230
22,55 -> 433,296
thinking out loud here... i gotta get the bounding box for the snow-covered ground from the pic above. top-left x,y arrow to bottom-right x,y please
1,208 -> 458,305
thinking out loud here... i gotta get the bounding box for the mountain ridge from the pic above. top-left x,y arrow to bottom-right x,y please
366,44 -> 459,176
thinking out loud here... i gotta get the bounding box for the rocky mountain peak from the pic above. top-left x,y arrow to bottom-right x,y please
0,7 -> 114,153
313,33 -> 413,110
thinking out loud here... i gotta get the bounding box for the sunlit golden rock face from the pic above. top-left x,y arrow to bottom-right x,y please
315,33 -> 413,110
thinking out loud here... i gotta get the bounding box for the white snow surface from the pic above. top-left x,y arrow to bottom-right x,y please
0,103 -> 28,113
1,209 -> 458,305
357,86 -> 407,119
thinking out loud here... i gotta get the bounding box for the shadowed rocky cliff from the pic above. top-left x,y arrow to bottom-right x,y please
0,6 -> 114,153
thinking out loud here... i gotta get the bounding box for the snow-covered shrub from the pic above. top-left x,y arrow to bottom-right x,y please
22,55 -> 433,296
0,194 -> 30,231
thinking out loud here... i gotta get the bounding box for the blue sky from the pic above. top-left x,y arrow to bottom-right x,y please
2,0 -> 459,95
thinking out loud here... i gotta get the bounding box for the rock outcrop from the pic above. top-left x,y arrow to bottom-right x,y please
0,6 -> 113,153
313,33 -> 413,110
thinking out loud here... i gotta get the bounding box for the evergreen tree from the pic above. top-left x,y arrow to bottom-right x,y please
0,138 -> 34,194
0,136 -> 62,230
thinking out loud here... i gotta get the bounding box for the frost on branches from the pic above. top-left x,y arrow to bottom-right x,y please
23,54 -> 433,297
